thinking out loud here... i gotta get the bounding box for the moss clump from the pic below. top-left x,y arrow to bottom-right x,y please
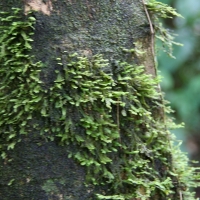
146,0 -> 183,58
0,8 -> 41,157
53,53 -> 198,199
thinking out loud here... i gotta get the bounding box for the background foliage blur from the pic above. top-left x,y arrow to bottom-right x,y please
157,0 -> 200,197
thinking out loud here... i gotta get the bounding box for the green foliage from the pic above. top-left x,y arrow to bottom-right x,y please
146,0 -> 183,58
52,54 -> 184,199
0,6 -> 200,200
0,8 -> 41,155
147,0 -> 182,19
172,141 -> 200,199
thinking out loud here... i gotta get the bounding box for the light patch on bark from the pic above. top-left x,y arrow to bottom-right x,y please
134,38 -> 156,77
24,0 -> 53,15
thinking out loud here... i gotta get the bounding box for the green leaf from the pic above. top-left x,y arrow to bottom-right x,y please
96,194 -> 125,200
85,142 -> 95,150
21,120 -> 27,126
8,133 -> 16,139
55,73 -> 64,83
41,107 -> 47,116
28,16 -> 36,22
7,179 -> 15,186
61,108 -> 67,119
7,142 -> 16,150
99,154 -> 112,164
121,109 -> 127,116
1,152 -> 6,159
75,135 -> 84,142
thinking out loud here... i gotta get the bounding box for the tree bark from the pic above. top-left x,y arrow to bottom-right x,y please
0,1 -> 187,200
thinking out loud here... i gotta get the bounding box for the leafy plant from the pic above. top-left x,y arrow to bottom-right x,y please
0,8 -> 41,156
146,0 -> 183,58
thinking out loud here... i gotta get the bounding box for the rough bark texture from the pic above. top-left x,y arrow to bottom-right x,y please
0,1 -> 176,200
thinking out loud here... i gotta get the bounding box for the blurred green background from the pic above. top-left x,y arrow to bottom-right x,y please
157,0 -> 200,197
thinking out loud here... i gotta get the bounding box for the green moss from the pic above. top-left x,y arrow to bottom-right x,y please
146,0 -> 183,58
0,5 -> 199,200
0,8 -> 41,157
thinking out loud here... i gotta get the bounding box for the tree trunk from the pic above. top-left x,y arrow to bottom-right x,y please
0,0 -> 195,200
